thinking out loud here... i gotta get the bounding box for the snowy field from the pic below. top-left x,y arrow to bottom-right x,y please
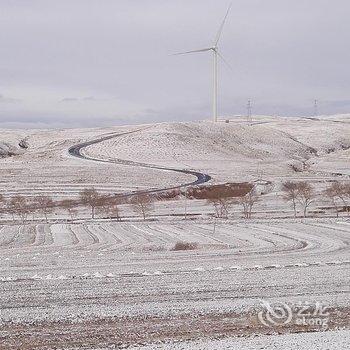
127,330 -> 350,350
1,219 -> 349,348
0,115 -> 349,349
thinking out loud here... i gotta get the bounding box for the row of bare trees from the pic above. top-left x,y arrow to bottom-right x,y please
205,180 -> 350,219
79,188 -> 154,220
282,180 -> 350,218
1,181 -> 348,223
0,189 -> 155,223
0,194 -> 54,223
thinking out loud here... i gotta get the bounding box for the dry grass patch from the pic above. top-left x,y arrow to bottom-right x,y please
171,241 -> 199,251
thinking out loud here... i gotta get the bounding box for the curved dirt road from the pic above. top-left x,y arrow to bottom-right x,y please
68,128 -> 211,196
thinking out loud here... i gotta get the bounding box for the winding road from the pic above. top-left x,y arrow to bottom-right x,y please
68,127 -> 211,196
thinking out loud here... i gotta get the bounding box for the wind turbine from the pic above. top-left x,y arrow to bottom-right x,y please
174,3 -> 232,122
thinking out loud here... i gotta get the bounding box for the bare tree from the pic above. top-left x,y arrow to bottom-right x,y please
130,193 -> 154,220
281,181 -> 299,218
324,182 -> 350,216
296,182 -> 315,218
34,195 -> 54,222
324,181 -> 343,217
335,182 -> 350,215
344,183 -> 350,215
107,197 -> 122,221
205,184 -> 253,219
10,196 -> 30,223
60,199 -> 78,221
207,197 -> 231,218
5,198 -> 16,222
344,183 -> 350,195
80,188 -> 101,219
0,194 -> 5,218
97,196 -> 121,220
238,189 -> 260,219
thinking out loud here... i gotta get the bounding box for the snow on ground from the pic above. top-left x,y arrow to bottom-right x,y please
0,124 -> 192,198
83,115 -> 349,184
0,115 -> 349,348
0,115 -> 348,201
83,119 -> 315,183
1,219 -> 349,348
0,129 -> 29,157
127,330 -> 350,350
267,116 -> 350,154
1,219 -> 349,321
266,115 -> 350,177
313,148 -> 350,176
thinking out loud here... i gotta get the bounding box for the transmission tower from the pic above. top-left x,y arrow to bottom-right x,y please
247,99 -> 252,125
314,99 -> 318,117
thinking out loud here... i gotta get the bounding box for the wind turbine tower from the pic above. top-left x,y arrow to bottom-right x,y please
174,4 -> 232,122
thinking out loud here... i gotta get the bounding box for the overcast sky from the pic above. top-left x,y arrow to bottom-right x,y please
1,0 -> 350,128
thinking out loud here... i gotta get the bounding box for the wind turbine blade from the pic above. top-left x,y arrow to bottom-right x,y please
172,48 -> 213,56
214,3 -> 232,46
217,51 -> 233,71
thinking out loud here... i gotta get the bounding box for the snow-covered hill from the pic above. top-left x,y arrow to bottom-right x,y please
0,115 -> 349,195
0,131 -> 29,158
86,121 -> 314,161
84,116 -> 349,182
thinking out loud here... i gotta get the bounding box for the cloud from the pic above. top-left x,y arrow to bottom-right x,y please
59,97 -> 79,103
59,96 -> 101,103
0,94 -> 21,104
0,0 -> 350,127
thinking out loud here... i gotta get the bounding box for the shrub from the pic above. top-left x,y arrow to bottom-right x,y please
185,183 -> 253,200
171,241 -> 199,251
